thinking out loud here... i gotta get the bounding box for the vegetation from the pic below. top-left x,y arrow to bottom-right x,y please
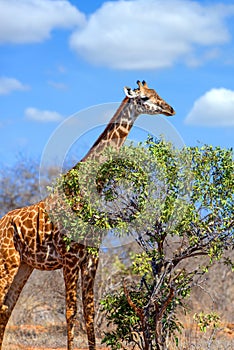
47,145 -> 150,248
98,140 -> 234,350
1,141 -> 233,349
46,138 -> 233,349
0,157 -> 40,216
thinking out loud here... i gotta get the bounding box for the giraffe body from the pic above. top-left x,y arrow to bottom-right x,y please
0,201 -> 97,349
0,81 -> 175,350
1,202 -> 62,271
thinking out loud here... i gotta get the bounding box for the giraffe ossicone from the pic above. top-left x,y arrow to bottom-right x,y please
0,81 -> 175,350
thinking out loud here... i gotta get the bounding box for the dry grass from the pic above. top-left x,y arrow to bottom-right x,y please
2,251 -> 233,350
3,320 -> 233,350
3,323 -> 109,350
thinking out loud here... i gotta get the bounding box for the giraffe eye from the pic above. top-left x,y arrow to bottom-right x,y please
141,96 -> 150,102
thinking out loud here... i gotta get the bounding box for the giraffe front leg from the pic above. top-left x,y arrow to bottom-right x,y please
81,254 -> 99,350
63,264 -> 79,350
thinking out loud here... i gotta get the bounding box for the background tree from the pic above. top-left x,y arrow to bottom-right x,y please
0,157 -> 40,216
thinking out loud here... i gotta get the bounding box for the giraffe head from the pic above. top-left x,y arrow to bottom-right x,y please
124,80 -> 175,116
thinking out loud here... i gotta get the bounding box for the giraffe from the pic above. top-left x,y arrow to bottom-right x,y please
0,80 -> 175,350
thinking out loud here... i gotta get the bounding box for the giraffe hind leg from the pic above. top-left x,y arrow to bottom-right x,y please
81,255 -> 99,350
0,250 -> 19,349
63,263 -> 80,350
0,262 -> 33,350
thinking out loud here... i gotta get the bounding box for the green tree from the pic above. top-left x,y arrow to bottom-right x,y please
47,139 -> 233,349
47,145 -> 150,249
99,140 -> 233,350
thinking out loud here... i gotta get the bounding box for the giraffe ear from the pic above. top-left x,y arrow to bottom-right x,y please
124,86 -> 139,98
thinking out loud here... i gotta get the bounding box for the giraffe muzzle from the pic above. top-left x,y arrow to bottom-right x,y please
163,106 -> 176,116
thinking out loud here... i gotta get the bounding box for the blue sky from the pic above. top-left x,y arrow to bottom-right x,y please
0,0 -> 234,169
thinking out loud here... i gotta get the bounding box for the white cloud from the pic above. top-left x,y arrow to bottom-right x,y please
48,80 -> 68,90
25,107 -> 64,122
70,0 -> 234,70
185,88 -> 234,127
0,77 -> 29,95
0,0 -> 85,44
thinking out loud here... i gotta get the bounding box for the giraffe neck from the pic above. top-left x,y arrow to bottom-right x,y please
80,97 -> 139,162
